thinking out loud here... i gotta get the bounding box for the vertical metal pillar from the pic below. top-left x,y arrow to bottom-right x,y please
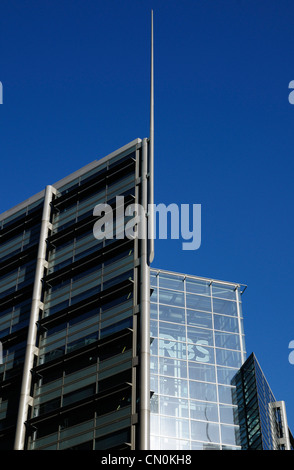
140,138 -> 150,449
236,287 -> 246,364
14,185 -> 54,450
270,401 -> 291,450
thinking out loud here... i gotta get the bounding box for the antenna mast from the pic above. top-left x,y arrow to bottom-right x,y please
149,9 -> 154,264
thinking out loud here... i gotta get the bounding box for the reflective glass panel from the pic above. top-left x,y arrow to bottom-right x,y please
186,309 -> 212,329
213,299 -> 237,316
159,357 -> 187,378
188,362 -> 216,383
214,331 -> 240,351
159,396 -> 189,418
190,420 -> 220,443
212,284 -> 236,301
186,279 -> 211,296
189,400 -> 218,422
159,274 -> 184,291
213,314 -> 239,333
159,305 -> 185,324
186,294 -> 212,312
189,381 -> 217,402
221,424 -> 240,446
159,289 -> 184,307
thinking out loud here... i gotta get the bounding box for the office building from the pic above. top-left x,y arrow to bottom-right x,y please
149,268 -> 246,450
0,139 -> 293,451
0,138 -> 153,450
232,352 -> 294,450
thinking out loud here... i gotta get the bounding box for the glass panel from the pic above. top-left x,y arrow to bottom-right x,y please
218,385 -> 234,405
213,299 -> 237,316
217,366 -> 239,385
0,233 -> 23,258
33,387 -> 62,406
159,376 -> 188,398
59,419 -> 94,440
150,355 -> 158,374
188,362 -> 216,383
159,437 -> 191,450
95,416 -> 131,439
213,314 -> 239,333
190,441 -> 220,450
158,305 -> 185,324
150,320 -> 158,339
159,396 -> 189,418
63,374 -> 96,396
160,416 -> 190,439
187,310 -> 212,329
215,349 -> 242,368
219,404 -> 238,425
159,288 -> 184,307
150,374 -> 159,394
190,420 -> 220,443
63,385 -> 95,407
57,177 -> 79,194
189,381 -> 217,402
31,432 -> 58,449
212,284 -> 236,301
150,273 -> 157,288
150,303 -> 158,320
59,430 -> 93,450
95,427 -> 130,451
150,338 -> 158,357
159,274 -> 184,291
159,357 -> 187,378
189,401 -> 218,422
34,377 -> 63,397
186,294 -> 212,312
158,321 -> 186,342
221,424 -> 240,446
214,331 -> 240,350
150,287 -> 158,302
187,327 -> 213,346
2,207 -> 27,228
186,279 -> 211,296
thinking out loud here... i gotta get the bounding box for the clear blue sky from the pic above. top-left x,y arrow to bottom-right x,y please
1,0 -> 294,430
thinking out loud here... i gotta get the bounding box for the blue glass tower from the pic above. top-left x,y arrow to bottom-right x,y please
232,352 -> 294,450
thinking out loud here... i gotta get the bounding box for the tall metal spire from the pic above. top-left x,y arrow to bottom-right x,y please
149,9 -> 155,264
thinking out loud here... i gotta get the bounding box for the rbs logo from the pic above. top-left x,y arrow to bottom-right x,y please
159,335 -> 210,362
289,81 -> 294,105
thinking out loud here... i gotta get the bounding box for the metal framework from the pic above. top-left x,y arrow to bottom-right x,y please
14,185 -> 56,450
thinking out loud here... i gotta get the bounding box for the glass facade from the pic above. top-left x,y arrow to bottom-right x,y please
232,353 -> 294,450
0,139 -> 151,450
1,139 -> 292,451
149,269 -> 246,450
0,198 -> 44,448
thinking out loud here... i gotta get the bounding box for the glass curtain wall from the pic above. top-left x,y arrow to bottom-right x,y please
0,140 -> 145,450
26,145 -> 141,450
150,269 -> 246,450
232,352 -> 294,450
0,199 -> 44,449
